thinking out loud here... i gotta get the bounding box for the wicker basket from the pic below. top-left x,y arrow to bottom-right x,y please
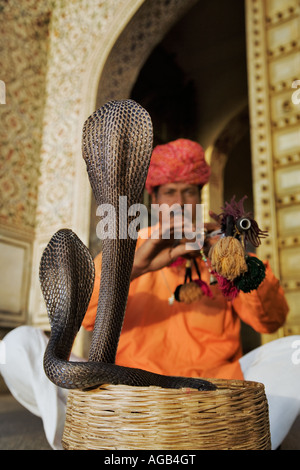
62,379 -> 271,450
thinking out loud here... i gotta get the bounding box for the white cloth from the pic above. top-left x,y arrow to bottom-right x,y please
0,326 -> 299,450
240,335 -> 300,450
0,326 -> 68,450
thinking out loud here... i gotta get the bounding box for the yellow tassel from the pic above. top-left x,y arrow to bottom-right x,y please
209,236 -> 248,281
178,282 -> 203,304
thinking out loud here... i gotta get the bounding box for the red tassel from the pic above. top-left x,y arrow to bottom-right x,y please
213,271 -> 239,300
194,279 -> 213,298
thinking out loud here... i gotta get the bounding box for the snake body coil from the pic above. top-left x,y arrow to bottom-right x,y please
40,100 -> 216,392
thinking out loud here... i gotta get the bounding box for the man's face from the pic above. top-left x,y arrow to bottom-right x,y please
151,183 -> 201,227
150,183 -> 202,246
152,183 -> 201,207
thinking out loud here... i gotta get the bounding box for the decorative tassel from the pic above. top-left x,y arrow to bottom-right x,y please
212,271 -> 240,301
245,219 -> 268,248
209,236 -> 248,281
174,281 -> 204,304
234,256 -> 266,293
172,259 -> 213,304
216,195 -> 268,248
194,279 -> 213,298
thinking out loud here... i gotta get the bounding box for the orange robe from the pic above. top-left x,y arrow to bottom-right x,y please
83,234 -> 289,381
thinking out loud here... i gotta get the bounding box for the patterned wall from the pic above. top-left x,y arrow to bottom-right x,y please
0,0 -> 51,231
0,0 -> 52,325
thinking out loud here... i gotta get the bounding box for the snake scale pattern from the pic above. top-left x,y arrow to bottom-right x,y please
40,99 -> 216,392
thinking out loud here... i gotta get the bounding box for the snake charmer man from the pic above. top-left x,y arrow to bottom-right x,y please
1,138 -> 299,450
83,138 -> 288,379
82,138 -> 300,450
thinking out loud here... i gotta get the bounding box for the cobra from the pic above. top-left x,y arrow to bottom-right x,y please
40,100 -> 216,392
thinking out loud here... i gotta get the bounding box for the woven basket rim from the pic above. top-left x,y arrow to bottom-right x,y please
81,377 -> 264,391
73,378 -> 267,401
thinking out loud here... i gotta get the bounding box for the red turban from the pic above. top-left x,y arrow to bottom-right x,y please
145,138 -> 210,194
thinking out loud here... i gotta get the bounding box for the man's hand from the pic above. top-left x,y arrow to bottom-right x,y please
130,219 -> 221,281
